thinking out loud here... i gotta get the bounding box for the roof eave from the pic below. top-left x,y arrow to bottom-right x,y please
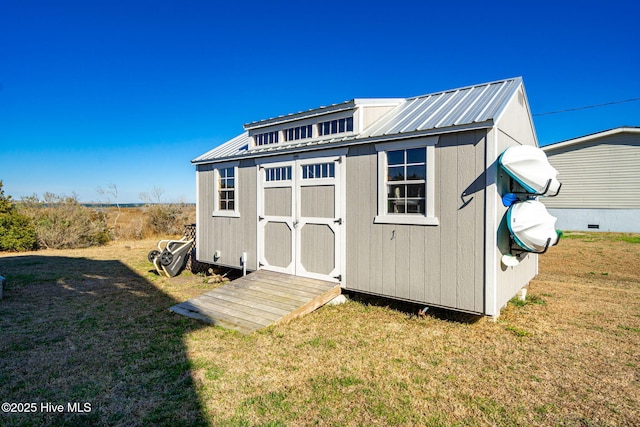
193,120 -> 495,165
542,126 -> 640,151
243,101 -> 358,130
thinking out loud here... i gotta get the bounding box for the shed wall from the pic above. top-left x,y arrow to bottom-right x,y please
542,133 -> 640,209
491,90 -> 538,314
344,130 -> 486,314
196,160 -> 258,270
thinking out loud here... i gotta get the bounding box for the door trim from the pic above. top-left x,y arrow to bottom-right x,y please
256,149 -> 347,284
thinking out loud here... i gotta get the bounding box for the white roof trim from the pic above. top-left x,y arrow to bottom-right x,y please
542,127 -> 640,152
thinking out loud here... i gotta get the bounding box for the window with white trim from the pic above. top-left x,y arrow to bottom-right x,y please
218,167 -> 235,210
254,131 -> 279,146
302,162 -> 335,179
386,148 -> 426,214
318,117 -> 353,136
265,166 -> 292,181
374,137 -> 439,225
213,163 -> 240,217
284,125 -> 313,142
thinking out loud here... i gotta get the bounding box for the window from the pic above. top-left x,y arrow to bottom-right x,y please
302,162 -> 335,179
218,167 -> 235,210
213,163 -> 239,217
254,131 -> 279,146
318,117 -> 353,136
265,166 -> 292,181
284,125 -> 313,142
386,148 -> 426,214
374,137 -> 439,225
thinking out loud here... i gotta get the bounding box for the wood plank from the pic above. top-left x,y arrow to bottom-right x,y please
196,292 -> 290,318
226,278 -> 327,299
254,269 -> 334,287
248,270 -> 336,291
184,298 -> 274,327
211,286 -> 309,311
170,270 -> 343,334
170,302 -> 265,333
275,285 -> 341,325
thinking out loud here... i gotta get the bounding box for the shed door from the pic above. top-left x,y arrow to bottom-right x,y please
258,155 -> 343,283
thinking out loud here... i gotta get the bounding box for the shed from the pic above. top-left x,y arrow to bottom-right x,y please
192,77 -> 540,317
541,127 -> 640,232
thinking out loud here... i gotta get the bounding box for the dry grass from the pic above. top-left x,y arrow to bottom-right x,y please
100,206 -> 196,240
0,233 -> 638,426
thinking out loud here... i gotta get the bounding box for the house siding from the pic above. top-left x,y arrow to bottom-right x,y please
547,208 -> 640,233
345,130 -> 486,314
196,160 -> 258,270
542,133 -> 640,209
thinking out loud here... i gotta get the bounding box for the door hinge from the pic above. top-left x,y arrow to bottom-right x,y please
259,216 -> 264,221
334,218 -> 343,225
333,274 -> 342,281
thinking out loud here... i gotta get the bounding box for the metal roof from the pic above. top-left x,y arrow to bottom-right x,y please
193,77 -> 524,164
191,132 -> 250,164
362,77 -> 521,138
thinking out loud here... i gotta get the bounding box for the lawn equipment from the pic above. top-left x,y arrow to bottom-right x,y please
148,236 -> 194,278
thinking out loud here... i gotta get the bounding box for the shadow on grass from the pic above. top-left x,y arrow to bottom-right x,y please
344,290 -> 482,324
0,255 -> 208,426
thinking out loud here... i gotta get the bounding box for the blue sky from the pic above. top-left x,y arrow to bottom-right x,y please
1,0 -> 638,203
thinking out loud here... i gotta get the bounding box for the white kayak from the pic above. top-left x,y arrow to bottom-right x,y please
507,200 -> 560,253
499,145 -> 561,196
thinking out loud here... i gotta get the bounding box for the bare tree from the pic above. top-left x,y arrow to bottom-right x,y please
139,186 -> 165,204
97,183 -> 121,237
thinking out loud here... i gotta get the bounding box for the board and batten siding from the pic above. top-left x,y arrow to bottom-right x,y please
542,133 -> 640,209
345,130 -> 486,314
196,160 -> 258,270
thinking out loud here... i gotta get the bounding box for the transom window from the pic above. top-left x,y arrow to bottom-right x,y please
318,117 -> 353,136
218,167 -> 235,210
265,166 -> 292,181
255,131 -> 279,146
284,125 -> 313,142
302,163 -> 335,179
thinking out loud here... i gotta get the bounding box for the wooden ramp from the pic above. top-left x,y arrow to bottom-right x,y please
169,270 -> 341,334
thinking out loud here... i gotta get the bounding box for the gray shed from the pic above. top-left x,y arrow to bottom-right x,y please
192,77 -> 539,317
542,127 -> 640,233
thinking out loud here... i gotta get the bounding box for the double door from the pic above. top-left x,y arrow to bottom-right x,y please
257,154 -> 344,283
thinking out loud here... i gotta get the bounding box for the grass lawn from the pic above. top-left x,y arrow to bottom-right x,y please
0,233 -> 638,426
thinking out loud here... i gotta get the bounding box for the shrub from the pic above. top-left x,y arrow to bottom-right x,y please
143,203 -> 191,236
0,181 -> 37,251
19,193 -> 111,249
